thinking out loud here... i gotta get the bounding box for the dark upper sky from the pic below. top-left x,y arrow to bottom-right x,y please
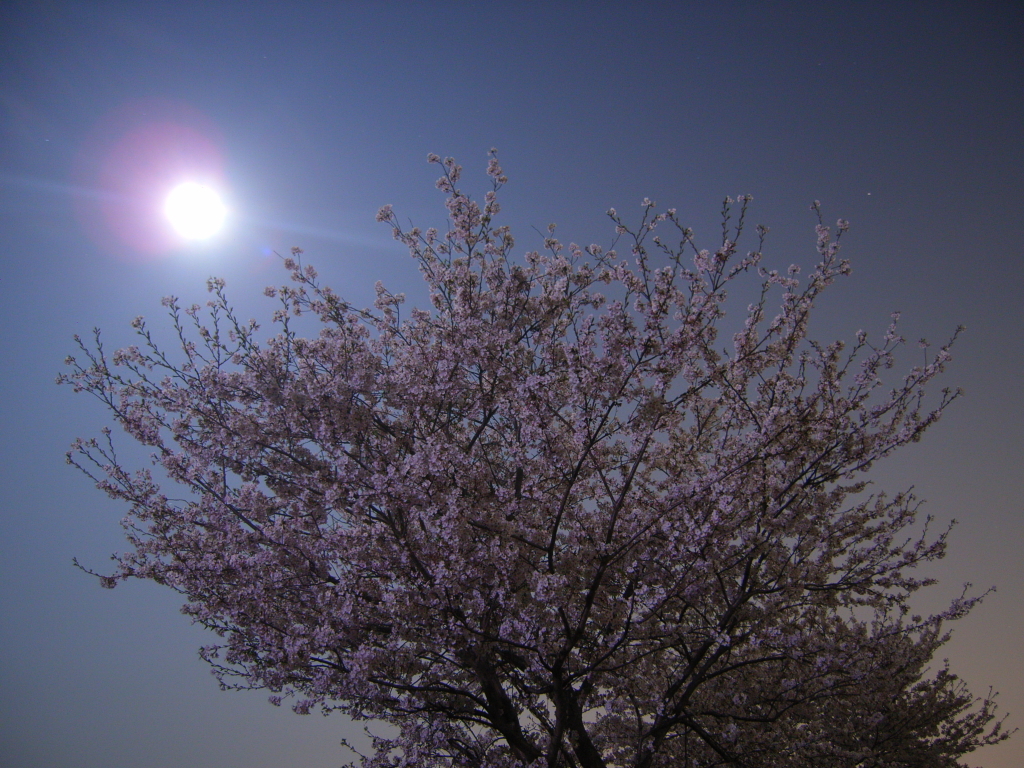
1,2 -> 1021,767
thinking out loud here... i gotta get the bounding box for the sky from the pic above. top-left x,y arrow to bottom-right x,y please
1,2 -> 1021,766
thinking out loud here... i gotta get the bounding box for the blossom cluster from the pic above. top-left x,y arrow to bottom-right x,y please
61,152 -> 1009,768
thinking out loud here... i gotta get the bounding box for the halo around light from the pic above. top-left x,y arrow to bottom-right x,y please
164,182 -> 227,240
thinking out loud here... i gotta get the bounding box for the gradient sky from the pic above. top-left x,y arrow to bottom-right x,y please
1,2 -> 1022,767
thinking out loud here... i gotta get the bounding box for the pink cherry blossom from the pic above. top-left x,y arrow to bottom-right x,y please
60,153 -> 1011,768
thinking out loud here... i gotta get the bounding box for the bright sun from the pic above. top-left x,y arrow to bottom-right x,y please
164,182 -> 227,240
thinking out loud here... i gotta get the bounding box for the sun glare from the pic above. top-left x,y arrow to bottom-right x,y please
164,182 -> 226,240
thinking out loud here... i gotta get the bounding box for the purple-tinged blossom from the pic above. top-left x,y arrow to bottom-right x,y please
60,154 -> 1005,768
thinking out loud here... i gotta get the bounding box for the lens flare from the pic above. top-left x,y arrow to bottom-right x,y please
71,99 -> 229,261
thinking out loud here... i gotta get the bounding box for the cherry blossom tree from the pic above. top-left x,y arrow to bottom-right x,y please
62,153 -> 1010,768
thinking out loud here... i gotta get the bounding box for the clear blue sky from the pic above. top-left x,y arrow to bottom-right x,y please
1,2 -> 1021,766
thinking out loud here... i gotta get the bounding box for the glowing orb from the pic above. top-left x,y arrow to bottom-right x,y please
164,182 -> 226,240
